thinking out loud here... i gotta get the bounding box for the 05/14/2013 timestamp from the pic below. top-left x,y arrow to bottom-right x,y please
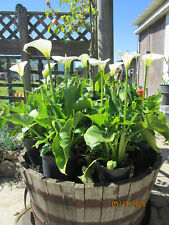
112,201 -> 146,207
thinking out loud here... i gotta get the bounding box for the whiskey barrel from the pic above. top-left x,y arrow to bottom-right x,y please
19,154 -> 161,225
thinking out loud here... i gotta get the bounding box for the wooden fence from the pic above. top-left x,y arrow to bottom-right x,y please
0,4 -> 91,102
0,55 -> 67,102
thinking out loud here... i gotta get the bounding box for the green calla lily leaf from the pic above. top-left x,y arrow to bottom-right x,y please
84,125 -> 114,148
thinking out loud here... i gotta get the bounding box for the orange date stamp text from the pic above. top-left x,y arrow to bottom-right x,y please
112,201 -> 146,207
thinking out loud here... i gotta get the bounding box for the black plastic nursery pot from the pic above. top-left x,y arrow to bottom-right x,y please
23,139 -> 42,167
42,154 -> 67,180
19,149 -> 162,225
42,153 -> 86,183
94,163 -> 132,183
160,84 -> 169,105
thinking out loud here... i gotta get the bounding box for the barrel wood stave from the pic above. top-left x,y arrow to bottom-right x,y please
74,183 -> 85,224
100,183 -> 119,223
60,181 -> 75,225
84,184 -> 103,223
21,164 -> 160,225
114,182 -> 130,220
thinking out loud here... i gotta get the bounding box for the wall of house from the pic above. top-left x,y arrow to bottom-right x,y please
138,16 -> 166,96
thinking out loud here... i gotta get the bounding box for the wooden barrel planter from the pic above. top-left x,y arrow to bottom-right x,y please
19,153 -> 161,225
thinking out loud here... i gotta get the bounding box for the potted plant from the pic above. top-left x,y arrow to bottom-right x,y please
1,39 -> 169,225
160,69 -> 169,105
1,40 -> 168,179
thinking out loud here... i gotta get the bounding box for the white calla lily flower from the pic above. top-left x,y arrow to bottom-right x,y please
52,55 -> 78,68
42,63 -> 56,79
79,54 -> 90,68
88,58 -> 110,71
118,51 -> 139,123
88,58 -> 110,105
142,53 -> 166,102
109,62 -> 123,76
23,39 -> 52,59
52,55 -> 78,87
10,61 -> 28,77
52,56 -> 65,64
142,53 -> 166,67
118,51 -> 140,70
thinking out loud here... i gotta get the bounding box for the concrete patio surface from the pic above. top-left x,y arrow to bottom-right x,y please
0,136 -> 168,225
149,136 -> 169,225
0,180 -> 27,225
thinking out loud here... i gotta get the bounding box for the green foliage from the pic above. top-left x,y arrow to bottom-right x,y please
0,124 -> 21,151
84,125 -> 114,149
0,65 -> 168,181
0,39 -> 168,183
46,0 -> 97,39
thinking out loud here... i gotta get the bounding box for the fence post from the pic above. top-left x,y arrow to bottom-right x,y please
16,4 -> 31,92
6,57 -> 13,103
97,0 -> 114,63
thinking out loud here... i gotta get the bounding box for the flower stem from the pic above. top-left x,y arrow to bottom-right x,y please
65,66 -> 69,88
124,69 -> 128,123
22,75 -> 27,102
105,143 -> 109,160
40,86 -> 44,102
143,66 -> 148,102
121,68 -> 128,163
101,70 -> 104,105
47,59 -> 56,103
109,143 -> 117,161
112,76 -> 116,97
85,67 -> 89,83
118,133 -> 126,165
45,77 -> 47,86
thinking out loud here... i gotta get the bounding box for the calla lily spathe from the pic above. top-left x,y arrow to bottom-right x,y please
88,58 -> 110,71
10,61 -> 28,77
118,51 -> 139,125
79,54 -> 90,68
23,39 -> 52,60
52,55 -> 78,87
52,55 -> 78,68
142,53 -> 166,102
42,63 -> 56,79
89,58 -> 110,105
142,53 -> 166,68
109,62 -> 123,76
118,51 -> 140,70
